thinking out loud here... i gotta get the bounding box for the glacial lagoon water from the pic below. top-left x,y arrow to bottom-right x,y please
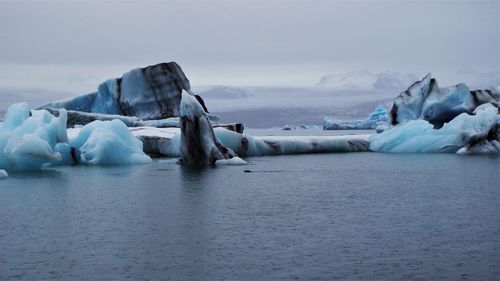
1,150 -> 499,280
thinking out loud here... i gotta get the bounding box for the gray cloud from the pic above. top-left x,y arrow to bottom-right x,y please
0,0 -> 498,89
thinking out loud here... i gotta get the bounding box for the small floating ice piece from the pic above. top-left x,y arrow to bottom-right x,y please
0,169 -> 8,179
215,157 -> 248,166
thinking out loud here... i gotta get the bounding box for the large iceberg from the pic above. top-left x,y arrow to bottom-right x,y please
37,62 -> 242,132
323,105 -> 388,130
39,62 -> 214,126
370,103 -> 500,153
0,103 -> 151,171
42,62 -> 191,119
390,73 -> 499,127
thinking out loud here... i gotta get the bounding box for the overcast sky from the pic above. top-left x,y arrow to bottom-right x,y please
0,0 -> 499,92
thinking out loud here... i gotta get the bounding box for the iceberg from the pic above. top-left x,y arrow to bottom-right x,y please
38,62 -> 214,127
0,103 -> 68,170
0,103 -> 152,171
41,62 -> 191,119
37,62 -> 242,131
390,73 -> 499,127
179,91 -> 239,165
323,105 -> 388,130
370,73 -> 500,154
67,119 -> 152,165
370,103 -> 500,153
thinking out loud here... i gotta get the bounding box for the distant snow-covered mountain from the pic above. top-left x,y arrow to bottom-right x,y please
317,70 -> 418,90
196,86 -> 252,99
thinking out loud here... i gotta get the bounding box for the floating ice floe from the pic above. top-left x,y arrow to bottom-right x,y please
370,103 -> 500,153
323,105 -> 388,130
215,157 -> 248,166
131,126 -> 371,157
216,128 -> 371,156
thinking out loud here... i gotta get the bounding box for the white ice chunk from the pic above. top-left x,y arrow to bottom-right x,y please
215,157 -> 248,166
0,169 -> 8,179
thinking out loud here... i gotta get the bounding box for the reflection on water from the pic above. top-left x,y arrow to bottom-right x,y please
179,164 -> 211,187
1,153 -> 499,280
